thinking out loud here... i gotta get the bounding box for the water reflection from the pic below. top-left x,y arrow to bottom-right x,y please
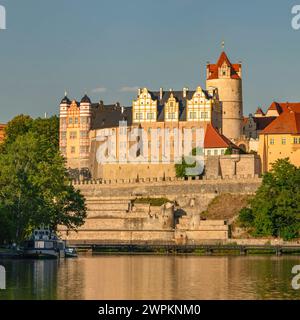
0,255 -> 299,300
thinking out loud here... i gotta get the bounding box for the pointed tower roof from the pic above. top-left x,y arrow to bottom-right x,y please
216,51 -> 233,68
254,107 -> 265,117
207,51 -> 241,80
60,94 -> 71,105
81,94 -> 91,104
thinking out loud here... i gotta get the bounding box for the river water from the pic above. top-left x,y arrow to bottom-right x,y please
0,255 -> 300,300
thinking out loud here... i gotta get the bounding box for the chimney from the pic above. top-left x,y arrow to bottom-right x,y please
238,61 -> 242,78
183,87 -> 188,98
159,87 -> 163,100
206,62 -> 210,79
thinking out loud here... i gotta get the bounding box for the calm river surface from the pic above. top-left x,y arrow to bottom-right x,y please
0,255 -> 300,300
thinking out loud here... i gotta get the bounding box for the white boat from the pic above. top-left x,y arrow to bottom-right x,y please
22,227 -> 66,259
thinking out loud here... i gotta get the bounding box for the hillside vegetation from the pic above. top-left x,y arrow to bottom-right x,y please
201,193 -> 252,221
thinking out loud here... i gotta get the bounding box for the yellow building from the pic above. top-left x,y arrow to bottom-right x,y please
258,103 -> 300,172
60,86 -> 223,180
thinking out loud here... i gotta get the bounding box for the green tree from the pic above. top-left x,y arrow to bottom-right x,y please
224,147 -> 233,155
175,147 -> 204,178
0,115 -> 86,243
238,158 -> 300,240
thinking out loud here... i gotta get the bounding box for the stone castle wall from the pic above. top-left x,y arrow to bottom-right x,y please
59,177 -> 261,244
87,154 -> 260,181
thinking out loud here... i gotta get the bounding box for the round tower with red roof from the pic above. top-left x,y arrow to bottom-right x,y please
206,50 -> 243,141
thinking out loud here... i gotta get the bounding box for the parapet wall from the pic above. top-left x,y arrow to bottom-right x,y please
71,176 -> 261,201
60,177 -> 262,244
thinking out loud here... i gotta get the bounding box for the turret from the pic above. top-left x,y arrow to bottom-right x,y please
206,50 -> 243,141
59,93 -> 71,157
79,94 -> 92,168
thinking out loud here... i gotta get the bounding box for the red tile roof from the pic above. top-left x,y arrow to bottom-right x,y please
255,107 -> 265,116
266,102 -> 300,115
207,51 -> 241,80
261,109 -> 300,134
204,124 -> 238,149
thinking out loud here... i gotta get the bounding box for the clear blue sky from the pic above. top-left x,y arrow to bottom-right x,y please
0,0 -> 300,122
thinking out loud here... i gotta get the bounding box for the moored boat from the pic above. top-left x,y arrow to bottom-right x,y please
65,247 -> 78,258
22,227 -> 66,259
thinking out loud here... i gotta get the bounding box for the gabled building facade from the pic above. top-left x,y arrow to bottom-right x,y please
258,103 -> 300,172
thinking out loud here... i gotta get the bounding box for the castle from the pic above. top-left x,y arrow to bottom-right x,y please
55,49 -> 300,244
59,50 -> 259,181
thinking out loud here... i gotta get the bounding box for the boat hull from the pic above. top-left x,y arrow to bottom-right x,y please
22,249 -> 64,259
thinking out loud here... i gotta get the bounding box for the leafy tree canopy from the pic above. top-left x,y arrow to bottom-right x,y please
175,147 -> 204,178
238,158 -> 300,240
0,115 -> 86,243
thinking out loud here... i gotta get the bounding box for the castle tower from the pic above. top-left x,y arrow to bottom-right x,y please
206,50 -> 243,140
59,93 -> 71,158
79,94 -> 92,169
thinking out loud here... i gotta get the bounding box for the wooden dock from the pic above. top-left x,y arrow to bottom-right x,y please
72,243 -> 300,256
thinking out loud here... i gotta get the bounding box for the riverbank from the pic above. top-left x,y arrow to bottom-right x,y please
83,243 -> 300,256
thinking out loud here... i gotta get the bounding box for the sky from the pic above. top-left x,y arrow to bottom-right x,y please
0,0 -> 300,122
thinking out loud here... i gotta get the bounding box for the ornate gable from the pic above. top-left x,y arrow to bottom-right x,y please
164,93 -> 179,122
133,88 -> 157,123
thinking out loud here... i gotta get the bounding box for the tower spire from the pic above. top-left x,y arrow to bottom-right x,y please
221,40 -> 225,51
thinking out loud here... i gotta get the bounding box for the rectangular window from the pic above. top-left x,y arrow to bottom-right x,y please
60,147 -> 66,154
207,150 -> 211,156
71,146 -> 76,154
147,113 -> 154,120
282,137 -> 286,145
201,112 -> 209,119
168,112 -> 176,119
60,118 -> 66,125
136,113 -> 143,120
214,149 -> 218,155
74,117 -> 79,124
80,146 -> 89,153
221,149 -> 225,155
270,138 -> 275,145
189,112 -> 196,120
81,117 -> 87,124
80,131 -> 88,138
60,132 -> 66,140
70,131 -> 77,139
294,137 -> 300,144
69,118 -> 73,124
